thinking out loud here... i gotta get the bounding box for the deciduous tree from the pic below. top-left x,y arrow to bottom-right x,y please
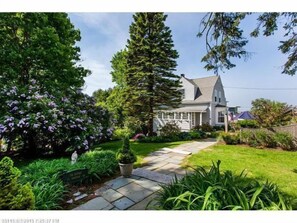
251,98 -> 294,128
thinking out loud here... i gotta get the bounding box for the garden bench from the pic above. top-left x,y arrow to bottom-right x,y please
59,168 -> 88,185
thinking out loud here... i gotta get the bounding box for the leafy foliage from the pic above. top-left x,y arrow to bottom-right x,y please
240,129 -> 296,150
0,13 -> 89,92
274,132 -> 296,151
251,98 -> 294,128
198,13 -> 249,74
0,157 -> 35,210
221,132 -> 240,145
125,13 -> 182,135
20,150 -> 118,209
192,123 -> 214,132
198,12 -> 297,75
155,161 -> 292,210
116,137 -> 137,164
0,81 -> 113,156
159,122 -> 181,137
237,120 -> 259,129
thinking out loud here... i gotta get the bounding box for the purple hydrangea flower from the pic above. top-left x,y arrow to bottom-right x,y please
48,126 -> 55,133
48,101 -> 57,108
0,124 -> 7,134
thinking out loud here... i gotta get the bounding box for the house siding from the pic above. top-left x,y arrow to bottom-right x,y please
181,77 -> 197,100
154,75 -> 227,133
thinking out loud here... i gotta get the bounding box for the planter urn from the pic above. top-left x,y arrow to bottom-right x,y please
119,163 -> 133,178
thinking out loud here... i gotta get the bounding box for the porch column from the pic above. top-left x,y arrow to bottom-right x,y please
199,112 -> 202,126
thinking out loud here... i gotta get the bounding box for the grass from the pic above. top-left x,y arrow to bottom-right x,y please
96,140 -> 190,166
184,144 -> 297,199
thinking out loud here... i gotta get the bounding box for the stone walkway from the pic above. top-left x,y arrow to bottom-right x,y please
73,139 -> 217,210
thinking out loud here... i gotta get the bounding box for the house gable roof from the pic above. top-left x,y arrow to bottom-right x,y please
183,76 -> 219,103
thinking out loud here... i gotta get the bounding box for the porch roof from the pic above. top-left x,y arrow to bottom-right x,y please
170,105 -> 208,113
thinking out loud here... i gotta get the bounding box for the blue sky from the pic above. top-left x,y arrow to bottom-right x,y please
69,13 -> 297,111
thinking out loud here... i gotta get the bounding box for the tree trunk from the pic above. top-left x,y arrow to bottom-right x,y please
147,116 -> 154,137
25,134 -> 38,158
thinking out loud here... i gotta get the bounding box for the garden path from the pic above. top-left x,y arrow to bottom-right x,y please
73,139 -> 217,210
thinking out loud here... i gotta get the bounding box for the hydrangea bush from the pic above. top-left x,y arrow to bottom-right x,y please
0,80 -> 113,156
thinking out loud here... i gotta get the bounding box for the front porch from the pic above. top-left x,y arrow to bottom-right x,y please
154,105 -> 210,131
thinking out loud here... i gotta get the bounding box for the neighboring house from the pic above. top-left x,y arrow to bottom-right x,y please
234,111 -> 255,121
228,106 -> 241,121
154,74 -> 227,132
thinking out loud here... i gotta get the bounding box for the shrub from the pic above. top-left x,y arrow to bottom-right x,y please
177,132 -> 192,141
240,129 -> 296,150
113,127 -> 134,139
192,123 -> 214,132
138,136 -> 175,143
154,161 -> 292,210
159,122 -> 181,137
213,125 -> 225,131
253,130 -> 277,148
79,150 -> 118,180
274,132 -> 296,151
237,120 -> 259,128
0,82 -> 113,157
132,133 -> 146,141
116,138 -> 137,164
0,157 -> 35,210
20,150 -> 118,209
221,132 -> 239,145
188,130 -> 202,139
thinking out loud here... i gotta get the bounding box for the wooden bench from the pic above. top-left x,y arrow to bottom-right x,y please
59,168 -> 88,185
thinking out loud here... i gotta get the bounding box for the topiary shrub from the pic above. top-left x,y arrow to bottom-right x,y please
154,160 -> 292,210
159,122 -> 181,137
0,157 -> 35,210
116,137 -> 137,164
221,132 -> 240,145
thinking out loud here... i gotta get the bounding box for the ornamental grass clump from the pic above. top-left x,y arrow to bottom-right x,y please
154,160 -> 292,210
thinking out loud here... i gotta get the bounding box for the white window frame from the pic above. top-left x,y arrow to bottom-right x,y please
218,111 -> 224,123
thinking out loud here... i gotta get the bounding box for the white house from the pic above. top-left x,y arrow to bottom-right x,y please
154,74 -> 227,132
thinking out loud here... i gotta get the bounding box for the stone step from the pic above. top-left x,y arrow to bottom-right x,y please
161,147 -> 192,155
132,168 -> 174,184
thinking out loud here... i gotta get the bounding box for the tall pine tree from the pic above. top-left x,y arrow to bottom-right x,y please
125,13 -> 181,136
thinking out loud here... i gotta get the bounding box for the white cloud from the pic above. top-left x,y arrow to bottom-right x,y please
72,13 -> 130,49
80,59 -> 114,95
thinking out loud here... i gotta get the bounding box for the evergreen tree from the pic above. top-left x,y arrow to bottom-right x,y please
125,13 -> 182,136
198,13 -> 297,75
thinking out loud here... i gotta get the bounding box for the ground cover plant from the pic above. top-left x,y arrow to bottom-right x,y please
185,144 -> 297,201
155,160 -> 292,210
19,150 -> 117,210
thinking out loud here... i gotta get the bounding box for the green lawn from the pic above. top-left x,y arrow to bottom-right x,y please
184,144 -> 297,199
96,140 -> 190,167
